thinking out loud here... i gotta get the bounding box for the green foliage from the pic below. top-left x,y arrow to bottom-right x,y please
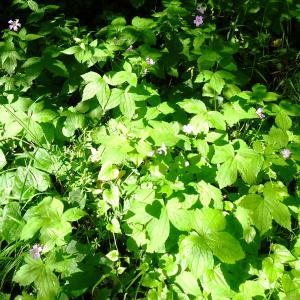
0,0 -> 299,299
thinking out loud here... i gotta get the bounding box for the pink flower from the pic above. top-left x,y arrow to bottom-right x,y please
256,108 -> 265,119
29,244 -> 43,259
146,57 -> 155,65
193,15 -> 203,27
126,45 -> 134,52
281,149 -> 291,159
8,19 -> 21,31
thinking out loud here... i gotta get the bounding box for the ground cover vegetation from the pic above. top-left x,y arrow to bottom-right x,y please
0,0 -> 300,299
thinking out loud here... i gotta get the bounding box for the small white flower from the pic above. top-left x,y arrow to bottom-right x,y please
217,96 -> 224,106
182,124 -> 195,134
8,19 -> 21,31
184,161 -> 190,167
146,57 -> 155,65
196,3 -> 207,14
157,142 -> 167,155
148,150 -> 155,157
90,147 -> 98,162
29,244 -> 43,259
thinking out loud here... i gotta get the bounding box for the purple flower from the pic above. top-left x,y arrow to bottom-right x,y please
8,19 -> 21,31
196,3 -> 207,14
193,15 -> 203,27
281,148 -> 291,159
256,108 -> 265,119
29,244 -> 43,259
146,57 -> 155,65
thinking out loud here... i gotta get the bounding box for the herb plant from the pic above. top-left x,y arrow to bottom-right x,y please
0,0 -> 300,299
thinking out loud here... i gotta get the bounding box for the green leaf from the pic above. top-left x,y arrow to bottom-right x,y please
98,163 -> 119,181
202,266 -> 236,298
33,148 -> 56,173
223,84 -> 241,99
235,148 -> 264,184
271,244 -> 295,263
191,208 -> 226,235
96,80 -> 111,108
194,70 -> 213,83
239,194 -> 263,210
179,234 -> 214,277
239,182 -> 291,234
237,280 -> 265,299
209,72 -> 225,94
149,121 -> 180,146
21,197 -> 72,248
0,149 -> 7,170
119,89 -> 136,119
206,232 -> 245,264
262,257 -> 284,285
1,202 -> 24,242
263,181 -> 289,201
62,208 -> 87,222
208,111 -> 226,130
28,0 -> 39,11
81,71 -> 101,82
275,110 -> 292,131
193,181 -> 223,209
212,144 -> 234,164
62,113 -> 85,137
24,34 -> 42,41
159,254 -> 178,276
202,82 -> 218,97
104,71 -> 137,87
61,45 -> 80,55
16,166 -> 51,192
45,59 -> 69,77
251,200 -> 272,234
175,271 -> 202,297
32,109 -> 57,123
223,101 -> 256,127
264,92 -> 279,102
190,112 -> 210,134
102,88 -> 122,111
265,197 -> 291,231
125,189 -> 155,224
166,198 -> 193,231
82,81 -> 100,101
132,16 -> 154,29
146,206 -> 170,252
216,158 -> 238,188
177,99 -> 207,114
21,57 -> 43,79
106,250 -> 119,262
103,185 -> 120,207
279,100 -> 300,116
20,216 -> 44,240
13,257 -> 60,300
264,126 -> 289,150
